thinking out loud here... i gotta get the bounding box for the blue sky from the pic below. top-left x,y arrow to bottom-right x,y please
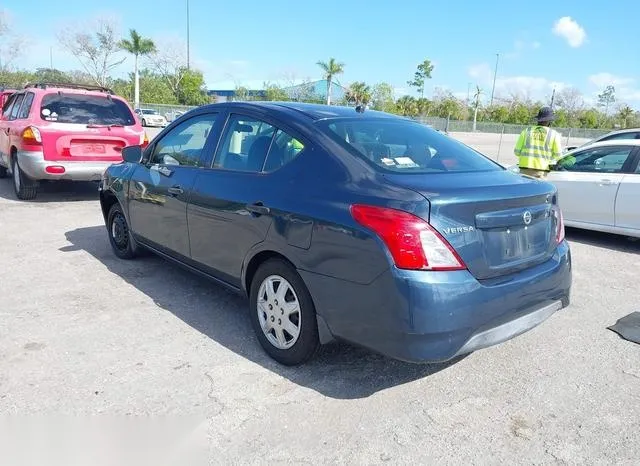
4,0 -> 640,107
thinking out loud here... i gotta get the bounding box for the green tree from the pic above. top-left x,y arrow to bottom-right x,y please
371,82 -> 395,112
616,104 -> 634,128
395,95 -> 418,117
137,69 -> 178,104
33,68 -> 71,83
578,109 -> 599,128
118,29 -> 156,109
416,98 -> 432,116
263,82 -> 289,101
234,86 -> 249,101
345,81 -> 371,106
316,57 -> 345,105
597,85 -> 616,116
407,59 -> 434,98
177,68 -> 208,105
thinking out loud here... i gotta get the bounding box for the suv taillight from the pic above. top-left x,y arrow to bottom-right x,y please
22,126 -> 42,145
350,204 -> 466,271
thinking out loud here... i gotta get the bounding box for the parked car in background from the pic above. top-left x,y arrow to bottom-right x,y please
99,102 -> 571,366
565,127 -> 640,152
0,82 -> 148,200
546,139 -> 640,238
164,110 -> 185,123
134,108 -> 168,127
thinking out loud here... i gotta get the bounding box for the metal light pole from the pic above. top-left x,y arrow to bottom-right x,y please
490,53 -> 499,107
186,0 -> 190,70
550,88 -> 556,109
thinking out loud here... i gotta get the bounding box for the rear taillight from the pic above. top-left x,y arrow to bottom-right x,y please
140,131 -> 149,148
350,204 -> 466,271
22,126 -> 42,145
554,207 -> 565,243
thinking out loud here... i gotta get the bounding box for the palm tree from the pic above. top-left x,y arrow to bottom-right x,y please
617,105 -> 634,128
345,81 -> 371,106
316,58 -> 345,105
472,85 -> 483,131
118,29 -> 156,109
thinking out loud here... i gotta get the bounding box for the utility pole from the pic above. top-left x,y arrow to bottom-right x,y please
186,0 -> 190,70
490,53 -> 499,107
550,88 -> 556,109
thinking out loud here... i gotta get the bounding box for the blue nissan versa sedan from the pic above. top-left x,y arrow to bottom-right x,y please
98,102 -> 572,366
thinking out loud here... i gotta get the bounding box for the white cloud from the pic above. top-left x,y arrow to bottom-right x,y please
588,72 -> 634,89
468,63 -> 492,81
552,16 -> 587,48
588,73 -> 640,103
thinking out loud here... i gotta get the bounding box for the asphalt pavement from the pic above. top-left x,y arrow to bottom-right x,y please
0,151 -> 638,463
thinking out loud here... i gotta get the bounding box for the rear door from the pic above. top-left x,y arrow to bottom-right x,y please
37,92 -> 142,162
0,93 -> 18,166
614,153 -> 640,231
188,111 -> 308,285
127,111 -> 222,259
547,145 -> 638,227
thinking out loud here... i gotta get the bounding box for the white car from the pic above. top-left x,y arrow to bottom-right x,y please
545,139 -> 640,238
565,127 -> 640,151
134,108 -> 168,128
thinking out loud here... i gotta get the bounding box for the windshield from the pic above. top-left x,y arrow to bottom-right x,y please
141,109 -> 158,115
318,117 -> 501,173
40,94 -> 136,126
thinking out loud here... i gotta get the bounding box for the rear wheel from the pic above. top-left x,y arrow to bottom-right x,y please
12,156 -> 38,200
249,259 -> 320,365
107,203 -> 140,260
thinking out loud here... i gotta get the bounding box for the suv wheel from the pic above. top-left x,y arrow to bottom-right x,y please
12,156 -> 38,200
249,259 -> 320,365
107,203 -> 141,260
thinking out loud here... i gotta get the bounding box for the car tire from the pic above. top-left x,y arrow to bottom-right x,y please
249,259 -> 320,366
0,165 -> 7,178
141,119 -> 147,127
107,203 -> 140,260
12,156 -> 38,200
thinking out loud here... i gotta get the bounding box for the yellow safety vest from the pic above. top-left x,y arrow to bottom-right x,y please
514,126 -> 563,171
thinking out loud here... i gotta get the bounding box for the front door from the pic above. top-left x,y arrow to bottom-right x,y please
549,145 -> 638,227
127,112 -> 220,258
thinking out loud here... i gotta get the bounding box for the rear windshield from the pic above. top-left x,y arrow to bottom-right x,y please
319,117 -> 501,173
40,94 -> 136,126
141,109 -> 158,115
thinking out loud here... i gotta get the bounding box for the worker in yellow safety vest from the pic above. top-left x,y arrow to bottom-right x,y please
514,107 -> 563,178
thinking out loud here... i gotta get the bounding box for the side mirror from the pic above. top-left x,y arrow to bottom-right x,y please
121,145 -> 143,163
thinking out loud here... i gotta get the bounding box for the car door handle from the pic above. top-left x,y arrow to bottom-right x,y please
246,202 -> 270,216
167,186 -> 184,196
599,179 -> 616,186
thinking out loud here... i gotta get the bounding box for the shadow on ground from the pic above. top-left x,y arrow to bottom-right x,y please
566,227 -> 640,255
0,179 -> 99,203
62,225 -> 464,399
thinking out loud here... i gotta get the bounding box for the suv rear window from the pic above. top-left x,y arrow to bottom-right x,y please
319,117 -> 501,173
40,94 -> 136,126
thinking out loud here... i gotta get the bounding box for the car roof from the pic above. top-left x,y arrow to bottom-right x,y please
597,127 -> 640,137
569,139 -> 640,152
202,101 -> 404,122
21,82 -> 117,97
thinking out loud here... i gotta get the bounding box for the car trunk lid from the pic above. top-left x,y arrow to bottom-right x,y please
383,170 -> 560,280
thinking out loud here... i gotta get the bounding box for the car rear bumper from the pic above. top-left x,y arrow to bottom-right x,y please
16,150 -> 118,182
301,241 -> 572,363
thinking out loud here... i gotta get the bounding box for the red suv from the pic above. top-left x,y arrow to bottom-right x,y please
0,82 -> 148,200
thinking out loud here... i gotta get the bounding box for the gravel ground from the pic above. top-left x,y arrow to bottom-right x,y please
0,173 -> 639,464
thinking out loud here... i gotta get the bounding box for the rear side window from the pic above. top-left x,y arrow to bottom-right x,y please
40,94 -> 136,126
2,94 -> 16,115
319,118 -> 501,173
8,94 -> 24,120
17,93 -> 34,119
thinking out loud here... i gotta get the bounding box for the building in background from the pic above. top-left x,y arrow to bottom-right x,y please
207,80 -> 347,103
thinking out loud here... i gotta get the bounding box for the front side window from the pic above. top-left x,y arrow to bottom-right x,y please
557,146 -> 635,173
319,117 -> 500,173
40,94 -> 136,126
150,113 -> 218,167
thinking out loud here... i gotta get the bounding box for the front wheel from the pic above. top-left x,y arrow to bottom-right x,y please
249,259 -> 320,365
141,119 -> 147,127
107,203 -> 140,260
